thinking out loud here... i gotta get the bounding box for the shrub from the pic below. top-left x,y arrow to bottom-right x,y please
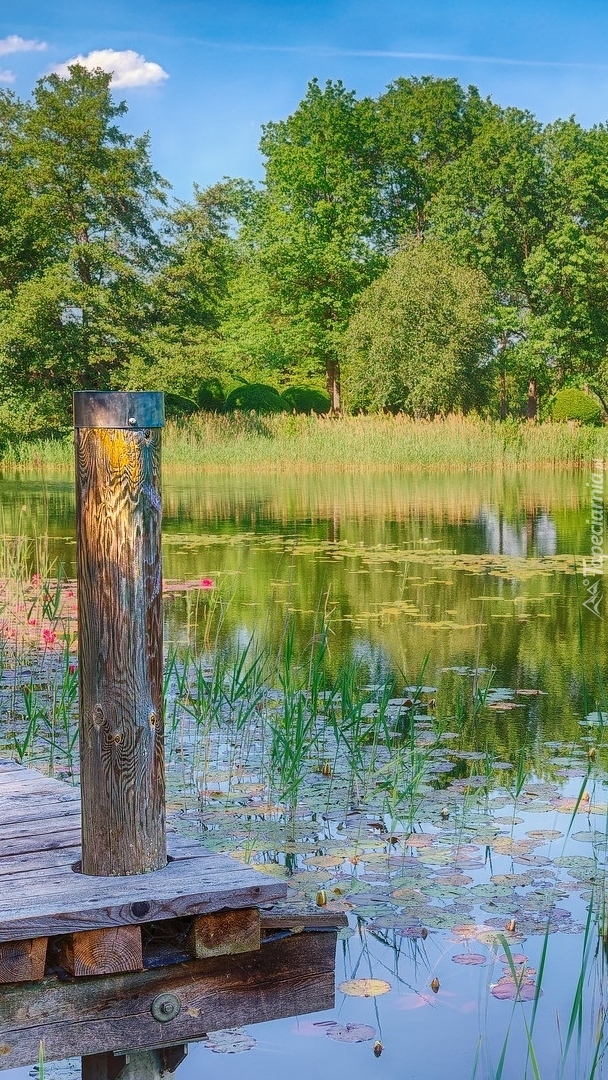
224,383 -> 285,414
164,393 -> 199,419
281,386 -> 331,414
550,388 -> 602,424
196,379 -> 225,412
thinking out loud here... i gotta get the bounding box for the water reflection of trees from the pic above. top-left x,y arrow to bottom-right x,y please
2,467 -> 603,766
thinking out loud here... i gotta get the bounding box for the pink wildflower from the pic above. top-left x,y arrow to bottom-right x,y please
31,574 -> 41,586
68,663 -> 77,675
29,618 -> 37,626
42,629 -> 57,646
200,578 -> 215,590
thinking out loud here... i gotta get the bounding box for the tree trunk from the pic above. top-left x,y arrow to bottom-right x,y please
326,358 -> 341,415
500,367 -> 507,421
527,378 -> 538,421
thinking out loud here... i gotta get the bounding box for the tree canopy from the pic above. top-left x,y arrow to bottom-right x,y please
2,68 -> 608,435
342,240 -> 493,416
0,65 -> 167,432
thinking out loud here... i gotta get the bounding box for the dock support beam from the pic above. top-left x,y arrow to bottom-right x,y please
82,1046 -> 187,1079
74,391 -> 166,876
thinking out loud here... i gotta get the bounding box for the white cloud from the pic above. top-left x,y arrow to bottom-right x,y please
0,68 -> 15,83
55,48 -> 168,88
0,35 -> 46,57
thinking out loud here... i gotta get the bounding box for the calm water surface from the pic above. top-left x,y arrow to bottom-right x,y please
3,466 -> 608,1080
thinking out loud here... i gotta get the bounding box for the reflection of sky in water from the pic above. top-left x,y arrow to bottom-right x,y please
479,509 -> 558,558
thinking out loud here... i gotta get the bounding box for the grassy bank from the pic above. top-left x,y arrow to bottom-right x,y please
3,412 -> 608,470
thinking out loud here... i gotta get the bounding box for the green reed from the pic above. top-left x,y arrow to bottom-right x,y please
267,622 -> 318,811
5,414 -> 608,471
13,684 -> 45,764
482,741 -> 608,1080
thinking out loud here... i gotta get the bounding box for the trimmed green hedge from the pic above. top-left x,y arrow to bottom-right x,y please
550,388 -> 602,424
281,386 -> 331,414
224,383 -> 285,413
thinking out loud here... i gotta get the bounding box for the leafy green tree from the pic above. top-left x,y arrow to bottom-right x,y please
522,120 -> 608,409
0,89 -> 43,291
219,259 -> 322,387
127,179 -> 251,398
239,78 -> 384,411
376,76 -> 489,244
0,65 -> 167,429
432,106 -> 550,416
342,240 -> 493,415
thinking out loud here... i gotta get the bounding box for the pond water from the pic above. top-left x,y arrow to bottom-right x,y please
3,465 -> 608,1080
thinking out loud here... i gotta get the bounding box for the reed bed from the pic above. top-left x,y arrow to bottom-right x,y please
3,413 -> 608,470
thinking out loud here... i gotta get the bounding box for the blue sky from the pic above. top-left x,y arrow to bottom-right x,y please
3,1 -> 608,202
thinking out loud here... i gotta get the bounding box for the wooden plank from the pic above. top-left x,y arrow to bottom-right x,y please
0,777 -> 78,796
0,766 -> 290,943
0,773 -> 76,793
186,908 -> 260,959
0,816 -> 81,843
260,901 -> 350,929
0,847 -> 82,879
0,845 -> 276,906
0,834 -> 200,881
0,762 -> 46,777
0,938 -> 47,984
0,860 -> 258,916
0,826 -> 82,859
0,857 -> 286,941
0,932 -> 337,1070
0,769 -> 47,786
0,802 -> 79,828
51,927 -> 143,977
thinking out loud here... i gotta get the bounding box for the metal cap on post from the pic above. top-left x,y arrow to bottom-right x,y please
73,391 -> 165,431
74,391 -> 166,876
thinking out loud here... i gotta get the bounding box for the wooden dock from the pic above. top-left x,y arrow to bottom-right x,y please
0,760 -> 346,1073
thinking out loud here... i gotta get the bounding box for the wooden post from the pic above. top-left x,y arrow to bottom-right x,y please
74,391 -> 166,876
82,1046 -> 187,1079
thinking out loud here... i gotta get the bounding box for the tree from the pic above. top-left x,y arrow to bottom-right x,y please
376,76 -> 489,244
126,179 -> 251,398
432,106 -> 550,416
342,240 -> 493,415
522,120 -> 608,409
244,78 -> 384,411
0,65 -> 167,429
0,89 -> 43,291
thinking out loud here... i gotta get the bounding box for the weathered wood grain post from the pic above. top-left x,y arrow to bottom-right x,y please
74,391 -> 166,876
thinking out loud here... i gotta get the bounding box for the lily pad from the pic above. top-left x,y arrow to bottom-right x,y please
203,1028 -> 257,1053
326,1023 -> 376,1043
338,978 -> 392,997
491,976 -> 539,1002
305,854 -> 345,868
451,952 -> 487,965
